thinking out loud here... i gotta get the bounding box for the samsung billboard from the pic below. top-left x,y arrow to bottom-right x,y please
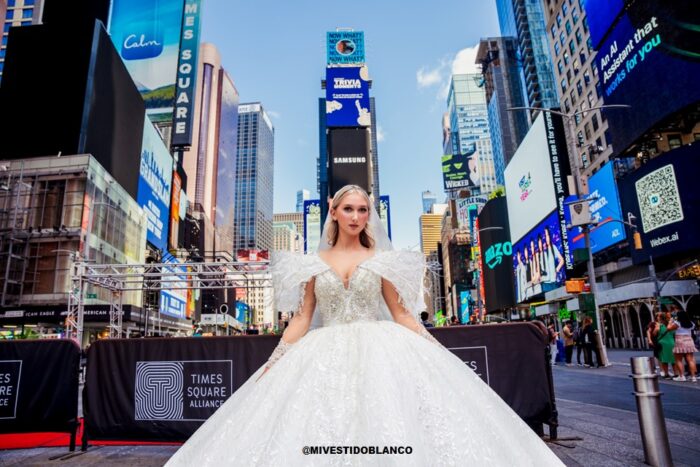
566,162 -> 626,254
477,197 -> 516,313
138,119 -> 174,252
326,31 -> 366,65
620,144 -> 700,264
109,0 -> 185,122
327,128 -> 372,196
595,2 -> 700,154
325,66 -> 371,128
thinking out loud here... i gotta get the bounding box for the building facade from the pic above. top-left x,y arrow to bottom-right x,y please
421,190 -> 437,214
495,0 -> 559,119
273,212 -> 303,253
1,0 -> 44,82
476,37 -> 529,186
234,102 -> 274,252
295,189 -> 310,213
446,74 -> 497,196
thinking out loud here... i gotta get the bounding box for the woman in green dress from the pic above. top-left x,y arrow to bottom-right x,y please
654,312 -> 678,378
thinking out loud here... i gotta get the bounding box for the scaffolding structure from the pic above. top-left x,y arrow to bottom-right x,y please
65,259 -> 272,346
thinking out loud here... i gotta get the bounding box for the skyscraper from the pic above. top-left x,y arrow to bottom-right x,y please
181,43 -> 239,256
495,0 -> 559,120
296,189 -> 310,213
1,0 -> 44,82
476,37 -> 529,186
235,102 -> 274,251
445,74 -> 497,196
421,190 -> 437,214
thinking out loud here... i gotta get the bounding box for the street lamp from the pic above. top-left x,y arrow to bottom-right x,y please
507,105 -> 631,366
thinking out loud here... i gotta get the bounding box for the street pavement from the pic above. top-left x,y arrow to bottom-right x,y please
1,349 -> 699,466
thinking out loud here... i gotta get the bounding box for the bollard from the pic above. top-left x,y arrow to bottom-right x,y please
630,357 -> 673,467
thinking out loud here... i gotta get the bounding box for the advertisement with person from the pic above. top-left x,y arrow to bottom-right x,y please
325,66 -> 371,127
620,144 -> 700,264
379,195 -> 392,240
504,114 -> 558,243
566,162 -> 626,254
303,200 -> 321,253
109,0 -> 185,121
512,211 -> 570,303
442,144 -> 481,191
592,2 -> 700,154
326,31 -> 365,65
138,119 -> 174,251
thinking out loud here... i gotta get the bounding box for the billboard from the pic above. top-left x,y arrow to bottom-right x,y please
171,0 -> 203,147
160,252 -> 187,320
327,128 -> 372,196
169,171 -> 182,250
459,289 -> 472,324
583,0 -> 626,49
620,144 -> 700,264
325,66 -> 371,127
109,0 -> 185,121
512,211 -> 571,303
454,197 -> 487,230
566,162 -> 626,254
442,144 -> 481,191
138,119 -> 174,251
379,195 -> 392,240
326,31 -> 365,65
303,200 -> 321,253
595,2 -> 700,154
477,197 -> 516,313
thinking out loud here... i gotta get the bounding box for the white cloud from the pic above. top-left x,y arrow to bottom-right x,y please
418,44 -> 481,102
267,110 -> 281,119
416,64 -> 446,88
451,45 -> 480,75
376,126 -> 386,142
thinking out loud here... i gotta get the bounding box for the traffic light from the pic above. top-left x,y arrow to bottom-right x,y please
633,231 -> 643,250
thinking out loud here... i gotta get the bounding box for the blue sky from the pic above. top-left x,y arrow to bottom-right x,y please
201,0 -> 500,249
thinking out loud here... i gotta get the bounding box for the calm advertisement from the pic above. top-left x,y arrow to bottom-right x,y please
109,0 -> 185,121
138,120 -> 173,251
477,197 -> 516,312
512,211 -> 570,303
325,66 -> 371,127
566,162 -> 626,254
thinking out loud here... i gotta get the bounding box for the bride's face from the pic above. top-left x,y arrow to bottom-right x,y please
332,192 -> 370,238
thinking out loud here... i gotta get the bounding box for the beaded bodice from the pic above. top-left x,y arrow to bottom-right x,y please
314,266 -> 382,326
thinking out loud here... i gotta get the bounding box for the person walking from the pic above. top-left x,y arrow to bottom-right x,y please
562,321 -> 574,366
672,311 -> 697,382
581,317 -> 597,368
574,321 -> 585,366
547,323 -> 559,366
653,311 -> 678,379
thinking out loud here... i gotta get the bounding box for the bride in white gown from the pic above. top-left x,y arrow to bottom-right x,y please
167,185 -> 563,466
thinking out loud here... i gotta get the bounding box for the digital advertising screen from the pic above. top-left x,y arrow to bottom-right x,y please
109,0 -> 185,120
160,252 -> 187,320
477,197 -> 516,313
504,114 -> 557,243
442,144 -> 481,191
303,200 -> 321,253
326,31 -> 365,65
325,66 -> 371,127
379,195 -> 392,240
583,0 -> 626,49
595,2 -> 700,154
138,119 -> 174,251
619,144 -> 700,264
327,128 -> 371,195
566,162 -> 626,254
512,211 -> 571,303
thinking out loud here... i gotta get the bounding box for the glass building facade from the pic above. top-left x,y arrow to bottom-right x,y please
446,74 -> 497,196
495,0 -> 559,118
234,103 -> 274,252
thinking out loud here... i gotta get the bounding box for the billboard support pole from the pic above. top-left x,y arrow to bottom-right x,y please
507,105 -> 630,366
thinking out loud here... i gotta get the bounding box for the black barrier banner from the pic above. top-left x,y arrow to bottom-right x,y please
0,340 -> 80,434
84,335 -> 278,442
431,322 -> 553,426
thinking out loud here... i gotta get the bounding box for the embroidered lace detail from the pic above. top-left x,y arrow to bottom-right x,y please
314,267 -> 381,326
265,339 -> 293,369
271,251 -> 327,313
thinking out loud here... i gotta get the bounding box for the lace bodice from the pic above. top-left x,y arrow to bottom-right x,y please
314,266 -> 382,326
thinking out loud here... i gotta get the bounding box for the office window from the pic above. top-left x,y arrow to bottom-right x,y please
565,20 -> 572,35
551,24 -> 557,39
556,13 -> 563,27
563,50 -> 570,65
22,8 -> 33,19
559,31 -> 566,46
563,3 -> 569,15
557,60 -> 564,75
576,29 -> 583,45
569,39 -> 576,54
560,78 -> 567,93
592,113 -> 599,131
572,7 -> 579,23
576,80 -> 583,96
668,134 -> 682,150
554,42 -> 561,55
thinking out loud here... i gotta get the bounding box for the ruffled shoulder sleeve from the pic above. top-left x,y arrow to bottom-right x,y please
271,251 -> 327,312
362,250 -> 427,316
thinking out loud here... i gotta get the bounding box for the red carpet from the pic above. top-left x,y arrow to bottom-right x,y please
0,419 -> 182,450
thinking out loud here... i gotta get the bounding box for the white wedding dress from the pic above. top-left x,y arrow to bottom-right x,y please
167,250 -> 563,466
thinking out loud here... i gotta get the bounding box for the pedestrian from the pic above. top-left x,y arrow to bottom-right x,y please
421,311 -> 434,328
581,317 -> 598,368
672,311 -> 697,382
562,321 -> 574,366
646,319 -> 661,369
574,321 -> 585,366
450,315 -> 459,326
547,323 -> 559,366
653,311 -> 678,379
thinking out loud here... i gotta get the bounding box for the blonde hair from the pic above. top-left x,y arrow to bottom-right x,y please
327,185 -> 375,248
